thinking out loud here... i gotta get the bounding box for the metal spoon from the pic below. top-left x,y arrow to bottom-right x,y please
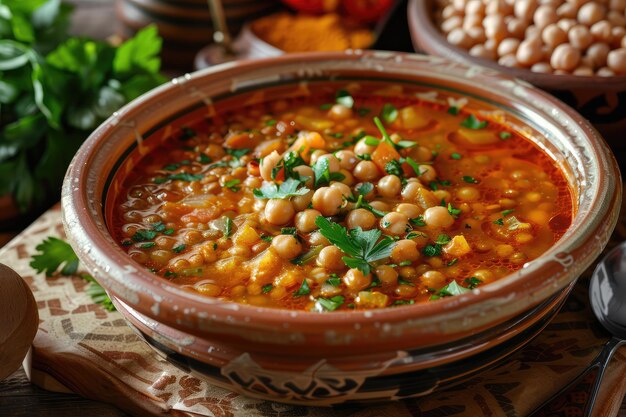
529,241 -> 626,416
194,0 -> 239,68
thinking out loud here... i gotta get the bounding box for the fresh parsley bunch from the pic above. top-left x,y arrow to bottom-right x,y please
0,0 -> 166,213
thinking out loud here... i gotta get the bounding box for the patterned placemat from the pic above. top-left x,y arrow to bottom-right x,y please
2,202 -> 626,417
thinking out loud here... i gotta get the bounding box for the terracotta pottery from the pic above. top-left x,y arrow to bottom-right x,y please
61,51 -> 621,404
115,0 -> 279,69
407,0 -> 626,150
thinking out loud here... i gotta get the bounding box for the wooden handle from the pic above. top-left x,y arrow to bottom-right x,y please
0,263 -> 39,381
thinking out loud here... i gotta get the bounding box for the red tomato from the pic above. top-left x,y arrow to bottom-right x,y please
342,0 -> 394,22
281,0 -> 339,14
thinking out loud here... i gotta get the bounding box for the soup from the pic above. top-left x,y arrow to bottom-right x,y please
111,84 -> 572,312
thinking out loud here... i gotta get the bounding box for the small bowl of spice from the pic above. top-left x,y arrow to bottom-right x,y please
408,0 -> 626,149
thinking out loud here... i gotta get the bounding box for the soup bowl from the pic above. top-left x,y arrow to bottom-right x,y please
61,51 -> 621,404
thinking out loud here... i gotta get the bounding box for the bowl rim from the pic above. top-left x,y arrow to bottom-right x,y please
62,50 -> 621,339
407,0 -> 626,87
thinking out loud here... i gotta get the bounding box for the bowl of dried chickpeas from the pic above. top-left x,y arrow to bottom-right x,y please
408,0 -> 626,148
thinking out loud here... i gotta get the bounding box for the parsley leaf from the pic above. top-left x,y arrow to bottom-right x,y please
435,234 -> 451,245
155,172 -> 203,183
224,178 -> 241,192
410,216 -> 426,227
223,217 -> 234,238
30,237 -> 79,276
326,275 -> 341,286
132,229 -> 157,242
460,114 -> 488,129
447,203 -> 462,217
173,244 -> 186,253
450,152 -> 462,160
335,89 -> 354,108
500,131 -> 512,140
312,157 -> 345,187
291,245 -> 323,266
393,299 -> 415,306
430,280 -> 471,300
385,159 -> 403,176
448,106 -> 460,115
262,284 -> 273,293
501,209 -> 515,216
253,178 -> 310,199
314,295 -> 345,312
422,244 -> 442,257
462,175 -> 479,184
465,277 -> 482,289
315,217 -> 396,275
493,218 -> 504,225
380,103 -> 398,124
225,148 -> 250,158
294,279 -> 311,297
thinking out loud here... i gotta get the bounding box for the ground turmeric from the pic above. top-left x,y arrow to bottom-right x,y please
250,13 -> 374,52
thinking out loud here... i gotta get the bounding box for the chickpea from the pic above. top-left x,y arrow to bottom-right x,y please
456,186 -> 481,202
499,53 -> 521,67
391,240 -> 419,263
556,3 -> 576,18
484,15 -> 508,42
610,0 -> 626,11
353,160 -> 380,182
293,165 -> 314,187
612,26 -> 626,45
343,268 -> 372,292
377,175 -> 402,198
578,2 -> 605,26
423,206 -> 455,228
498,38 -> 521,56
316,154 -> 341,173
347,208 -> 376,230
551,43 -> 581,70
369,200 -> 390,212
395,203 -> 422,219
470,44 -> 496,59
542,23 -> 567,47
272,235 -> 302,259
401,181 -> 424,201
608,11 -> 626,28
467,27 -> 487,44
375,265 -> 398,285
420,271 -> 446,288
416,164 -> 437,183
354,139 -> 376,156
586,42 -> 610,68
328,104 -> 352,120
473,269 -> 495,282
517,38 -> 544,66
264,199 -> 295,226
317,246 -> 345,270
463,14 -> 484,31
597,66 -> 616,75
441,16 -> 463,33
295,209 -> 321,233
465,0 -> 485,16
573,66 -> 594,75
487,0 -> 513,15
447,28 -> 475,48
380,212 -> 410,236
507,18 -> 527,38
531,62 -> 553,72
260,151 -> 281,181
335,150 -> 358,170
607,48 -> 626,73
534,5 -> 558,29
590,21 -> 612,43
442,5 -> 460,20
330,181 -> 352,199
312,186 -> 343,216
514,0 -> 539,21
292,190 -> 313,211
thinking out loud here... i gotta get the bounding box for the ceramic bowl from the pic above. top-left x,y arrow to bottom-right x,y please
407,0 -> 626,149
61,51 -> 621,404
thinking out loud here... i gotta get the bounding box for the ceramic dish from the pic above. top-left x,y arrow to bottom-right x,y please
61,51 -> 621,404
407,0 -> 626,149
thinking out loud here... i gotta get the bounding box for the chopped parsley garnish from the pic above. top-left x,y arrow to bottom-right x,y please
406,231 -> 427,239
465,277 -> 482,289
164,271 -> 177,278
265,119 -> 277,126
435,234 -> 452,245
225,148 -> 251,158
357,153 -> 372,160
429,280 -> 472,300
314,295 -> 345,312
364,136 -> 381,146
223,217 -> 234,238
163,163 -> 180,171
385,159 -> 403,176
132,229 -> 157,242
312,157 -> 345,187
154,172 -> 203,183
380,103 -> 398,124
422,244 -> 442,257
253,178 -> 310,199
500,131 -> 512,140
410,216 -> 426,227
260,234 -> 273,242
262,284 -> 273,294
198,153 -> 212,164
460,114 -> 488,129
328,132 -> 344,139
448,106 -> 460,115
172,244 -> 186,253
398,278 -> 415,286
447,203 -> 462,217
140,242 -> 156,249
398,260 -> 412,267
357,107 -> 371,117
403,157 -> 422,176
320,103 -> 333,110
281,227 -> 297,235
151,222 -> 166,232
291,245 -> 322,266
163,228 -> 175,235
396,140 -> 418,149
355,182 -> 374,195
335,89 -> 354,108
315,217 -> 396,275
493,218 -> 504,225
429,178 -> 451,191
462,175 -> 479,184
224,179 -> 241,192
447,258 -> 458,266
294,279 -> 311,297
393,299 -> 415,306
501,209 -> 515,216
450,152 -> 462,160
326,275 -> 342,286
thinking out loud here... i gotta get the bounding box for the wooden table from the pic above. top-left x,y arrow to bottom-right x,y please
1,1 -> 626,416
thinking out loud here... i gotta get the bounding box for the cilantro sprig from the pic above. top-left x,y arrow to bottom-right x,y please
429,280 -> 472,300
315,217 -> 396,275
312,157 -> 345,187
253,178 -> 310,199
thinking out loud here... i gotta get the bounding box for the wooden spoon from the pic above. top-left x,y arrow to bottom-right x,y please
0,263 -> 39,381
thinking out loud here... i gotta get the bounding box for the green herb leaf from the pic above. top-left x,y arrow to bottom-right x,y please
262,284 -> 273,293
224,178 -> 241,192
500,131 -> 512,140
410,216 -> 426,227
314,295 -> 344,312
430,280 -> 472,300
396,140 -> 417,149
385,159 -> 403,176
462,175 -> 479,184
315,217 -> 395,275
447,258 -> 458,266
253,178 -> 310,199
320,103 -> 332,110
260,234 -> 273,242
450,152 -> 462,160
113,24 -> 162,76
155,172 -> 203,183
460,114 -> 488,129
422,244 -> 442,257
172,244 -> 186,253
294,279 -> 311,297
355,182 -> 373,196
435,234 -> 451,245
30,236 -> 78,276
464,277 -> 482,289
223,217 -> 234,238
493,218 -> 504,225
140,242 -> 156,249
132,229 -> 157,242
265,119 -> 277,126
291,245 -> 322,266
448,106 -> 460,115
335,89 -> 354,108
225,148 -> 250,158
326,275 -> 341,286
380,103 -> 398,124
447,203 -> 462,217
311,157 -> 345,187
392,299 -> 415,306
501,209 -> 515,216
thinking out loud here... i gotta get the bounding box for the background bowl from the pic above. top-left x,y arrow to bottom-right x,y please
407,0 -> 626,150
61,51 -> 621,404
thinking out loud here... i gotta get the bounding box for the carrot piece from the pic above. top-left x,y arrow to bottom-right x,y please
287,131 -> 326,155
224,132 -> 260,149
371,141 -> 400,173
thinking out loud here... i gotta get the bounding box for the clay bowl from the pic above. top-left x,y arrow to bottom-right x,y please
408,0 -> 626,150
61,51 -> 621,404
